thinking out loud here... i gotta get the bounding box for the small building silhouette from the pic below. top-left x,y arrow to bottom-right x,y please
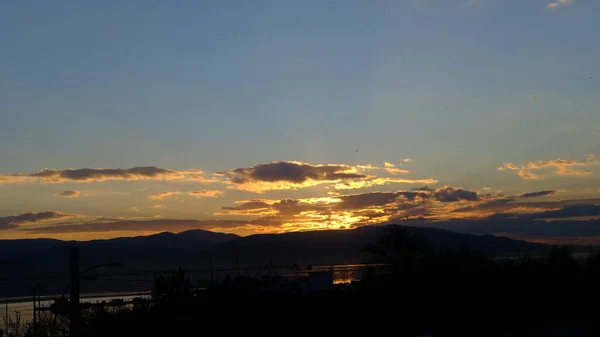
304,271 -> 333,292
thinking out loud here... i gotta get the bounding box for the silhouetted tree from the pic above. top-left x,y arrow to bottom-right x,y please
362,225 -> 428,272
546,245 -> 577,272
151,266 -> 192,302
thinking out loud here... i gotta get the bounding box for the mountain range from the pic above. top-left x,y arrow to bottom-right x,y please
1,224 -> 565,283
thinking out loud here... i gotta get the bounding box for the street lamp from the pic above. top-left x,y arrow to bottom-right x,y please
69,246 -> 122,337
79,262 -> 123,278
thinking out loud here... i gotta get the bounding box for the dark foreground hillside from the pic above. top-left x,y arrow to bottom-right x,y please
5,226 -> 600,337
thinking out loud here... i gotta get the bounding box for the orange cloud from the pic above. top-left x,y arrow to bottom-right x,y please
188,190 -> 223,198
15,187 -> 600,243
0,167 -> 217,184
333,177 -> 437,190
499,155 -> 598,180
21,219 -> 250,235
382,162 -> 410,175
517,170 -> 539,180
0,211 -> 78,230
214,187 -> 480,232
497,162 -> 519,171
148,191 -> 181,200
223,161 -> 368,193
54,190 -> 80,198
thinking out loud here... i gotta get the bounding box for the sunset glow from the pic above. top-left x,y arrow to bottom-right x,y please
1,0 -> 599,246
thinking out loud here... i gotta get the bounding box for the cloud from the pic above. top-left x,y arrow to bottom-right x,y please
432,186 -> 479,202
214,187 -> 478,233
432,216 -> 600,245
215,200 -> 276,216
55,190 -> 80,198
0,167 -> 216,184
517,170 -> 539,180
518,190 -> 558,198
148,192 -> 181,200
545,0 -> 573,9
452,197 -> 600,217
20,219 -> 250,234
412,186 -> 434,192
556,167 -> 590,176
152,204 -> 167,209
223,161 -> 368,192
333,177 -> 437,190
499,155 -> 597,180
382,162 -> 410,175
1,160 -> 426,195
0,211 -> 75,230
149,190 -> 223,200
497,162 -> 519,171
531,204 -> 600,220
188,190 -> 223,198
403,158 -> 413,162
15,188 -> 600,244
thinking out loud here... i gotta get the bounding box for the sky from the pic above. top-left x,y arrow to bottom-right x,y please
1,0 -> 599,244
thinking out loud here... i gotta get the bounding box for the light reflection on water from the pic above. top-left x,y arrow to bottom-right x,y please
1,294 -> 148,331
1,264 -> 371,330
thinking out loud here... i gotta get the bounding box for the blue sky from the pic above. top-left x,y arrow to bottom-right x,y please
1,0 -> 599,243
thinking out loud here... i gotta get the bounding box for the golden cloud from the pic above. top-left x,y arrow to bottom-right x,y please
499,155 -> 598,180
222,160 -> 427,193
517,170 -> 539,180
0,211 -> 78,230
20,219 -> 250,235
333,177 -> 438,190
148,191 -> 181,200
54,190 -> 80,198
213,187 -> 480,233
0,167 -> 217,184
188,190 -> 223,198
222,161 -> 368,193
382,161 -> 410,175
15,188 -> 600,244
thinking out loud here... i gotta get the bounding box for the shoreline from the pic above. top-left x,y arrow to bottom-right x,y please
4,291 -> 151,305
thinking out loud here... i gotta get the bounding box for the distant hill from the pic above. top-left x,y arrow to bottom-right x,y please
0,229 -> 238,281
205,225 -> 556,269
0,225 -> 571,290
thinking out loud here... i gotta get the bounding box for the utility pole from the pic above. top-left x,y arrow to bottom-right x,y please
4,297 -> 7,336
208,254 -> 214,287
24,284 -> 41,337
69,246 -> 80,337
32,287 -> 36,337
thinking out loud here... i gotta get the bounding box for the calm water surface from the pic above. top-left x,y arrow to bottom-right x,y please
1,264 -> 369,330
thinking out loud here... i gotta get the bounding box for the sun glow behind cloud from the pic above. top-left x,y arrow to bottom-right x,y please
0,155 -> 599,246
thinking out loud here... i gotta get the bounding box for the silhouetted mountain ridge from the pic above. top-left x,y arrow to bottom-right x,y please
0,229 -> 238,280
206,225 -> 559,268
0,225 -> 578,282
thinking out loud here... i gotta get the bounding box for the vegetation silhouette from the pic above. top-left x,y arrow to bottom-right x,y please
4,225 -> 600,336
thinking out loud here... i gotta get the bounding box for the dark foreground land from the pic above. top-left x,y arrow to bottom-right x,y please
5,226 -> 600,337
